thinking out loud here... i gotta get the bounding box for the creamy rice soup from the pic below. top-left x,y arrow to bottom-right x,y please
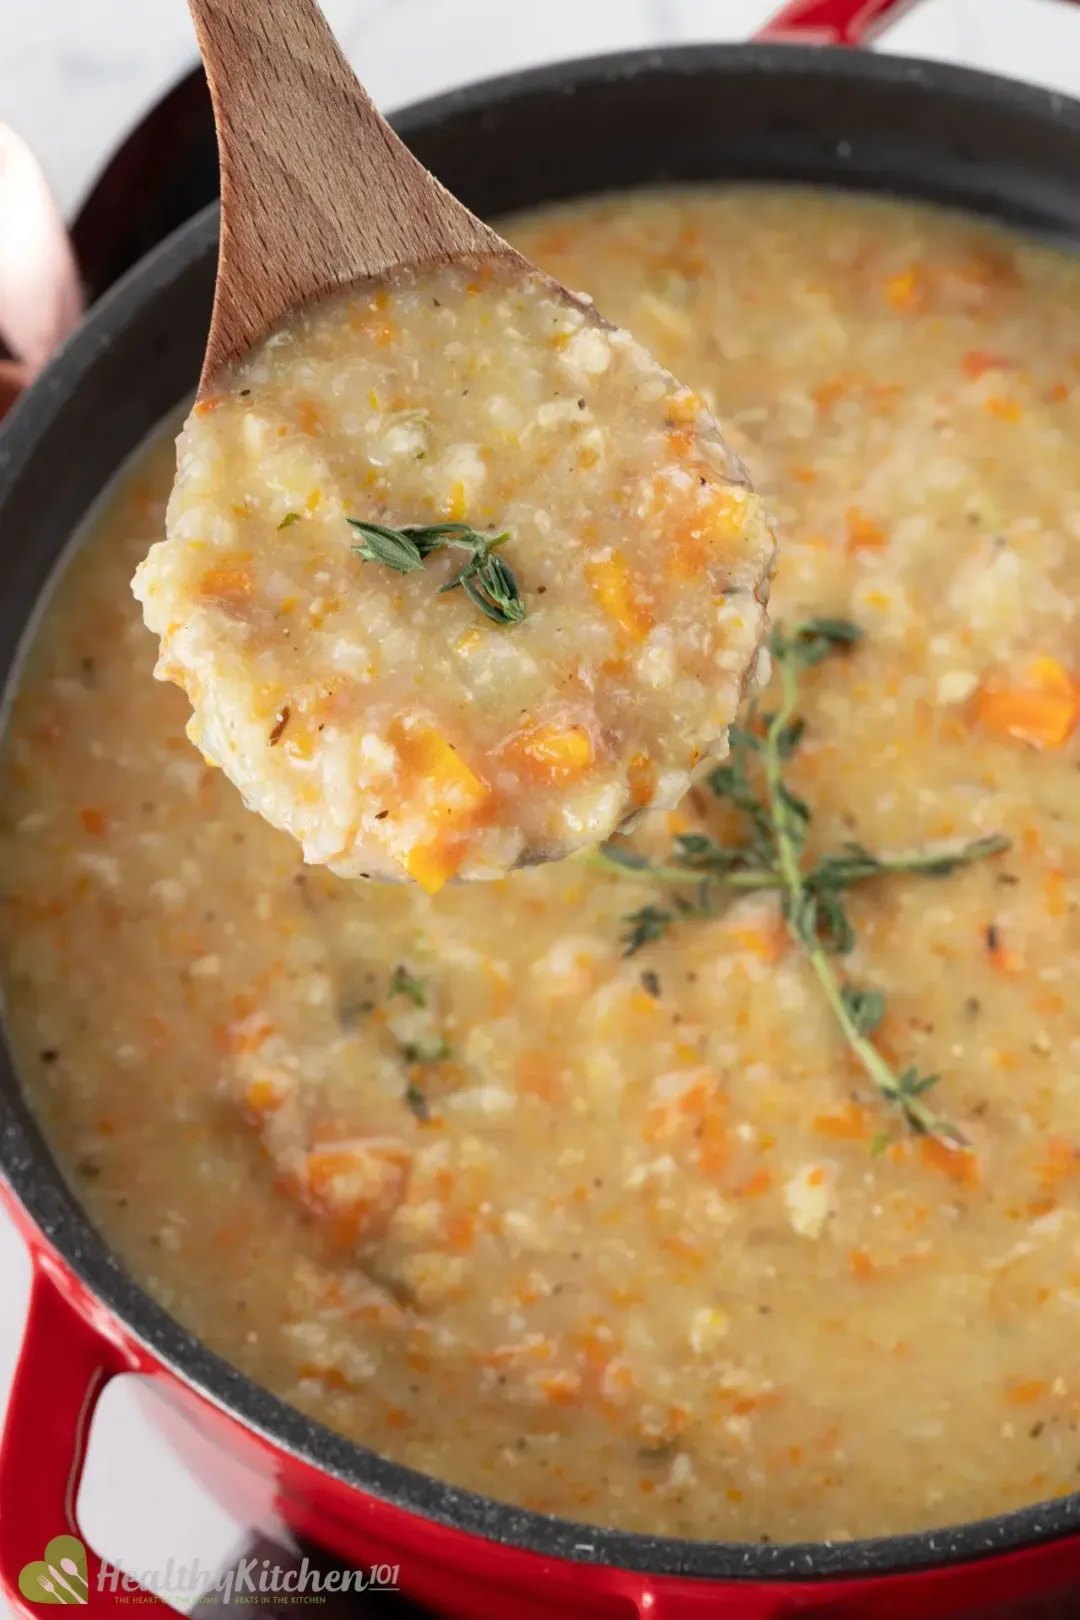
5,188 -> 1080,1543
134,263 -> 774,889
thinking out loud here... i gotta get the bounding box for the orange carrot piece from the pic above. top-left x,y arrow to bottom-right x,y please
971,659 -> 1079,750
813,1105 -> 869,1142
884,268 -> 925,311
1005,1379 -> 1048,1406
627,752 -> 655,808
984,395 -> 1023,423
845,508 -> 886,553
503,721 -> 594,784
737,1167 -> 774,1199
585,552 -> 654,642
200,564 -> 254,605
962,350 -> 1014,379
919,1136 -> 979,1187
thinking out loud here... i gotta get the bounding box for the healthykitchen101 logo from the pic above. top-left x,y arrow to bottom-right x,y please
18,1537 -> 89,1604
18,1537 -> 401,1605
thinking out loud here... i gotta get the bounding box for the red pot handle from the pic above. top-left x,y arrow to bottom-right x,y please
756,0 -> 923,45
0,1258 -> 173,1616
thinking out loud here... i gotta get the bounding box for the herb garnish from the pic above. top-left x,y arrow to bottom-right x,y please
348,521 -> 527,626
277,512 -> 301,530
399,1035 -> 452,1065
388,964 -> 426,1007
597,619 -> 1010,1146
404,1082 -> 431,1121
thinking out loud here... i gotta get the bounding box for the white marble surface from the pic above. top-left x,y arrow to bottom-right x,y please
5,0 -> 1080,1610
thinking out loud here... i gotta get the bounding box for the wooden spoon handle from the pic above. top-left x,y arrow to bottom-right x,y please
187,0 -> 508,387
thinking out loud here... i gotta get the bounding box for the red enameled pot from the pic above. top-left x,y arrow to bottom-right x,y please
5,1 -> 1080,1614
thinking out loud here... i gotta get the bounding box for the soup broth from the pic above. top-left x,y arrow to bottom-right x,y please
4,187 -> 1080,1542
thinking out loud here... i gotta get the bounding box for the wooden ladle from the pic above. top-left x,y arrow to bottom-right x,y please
186,0 -> 542,394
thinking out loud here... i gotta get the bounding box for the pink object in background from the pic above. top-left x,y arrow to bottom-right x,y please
0,125 -> 82,419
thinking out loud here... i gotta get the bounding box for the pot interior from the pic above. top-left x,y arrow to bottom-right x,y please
4,44 -> 1080,1583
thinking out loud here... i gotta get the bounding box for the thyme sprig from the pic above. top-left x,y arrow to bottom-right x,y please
599,618 -> 1010,1146
347,520 -> 526,626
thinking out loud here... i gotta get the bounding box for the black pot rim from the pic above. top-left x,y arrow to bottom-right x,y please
4,39 -> 1080,1588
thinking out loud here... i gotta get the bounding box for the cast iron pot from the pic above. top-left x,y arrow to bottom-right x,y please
5,14 -> 1080,1620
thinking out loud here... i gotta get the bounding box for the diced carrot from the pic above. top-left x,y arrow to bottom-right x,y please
697,1107 -> 729,1177
444,480 -> 468,521
626,751 -> 655,808
962,351 -> 1013,380
445,1212 -> 477,1252
985,924 -> 1018,976
1044,868 -> 1067,919
1006,1379 -> 1048,1406
971,659 -> 1079,750
789,464 -> 817,485
297,400 -> 321,436
812,377 -> 853,412
666,427 -> 695,458
665,389 -> 707,426
737,1167 -> 774,1199
388,718 -> 491,894
846,507 -> 886,553
918,1136 -> 979,1187
244,1075 -> 285,1115
849,1248 -> 876,1281
504,720 -> 593,784
517,1049 -> 562,1103
1046,382 -> 1070,403
659,1232 -> 706,1267
665,482 -> 748,578
813,1105 -> 869,1142
193,395 -> 225,416
585,552 -> 654,642
984,395 -> 1023,423
884,268 -> 925,311
1022,825 -> 1044,858
402,839 -> 464,895
1038,1137 -> 1080,1189
80,806 -> 107,836
300,1138 -> 411,1246
538,1370 -> 583,1405
200,564 -> 254,605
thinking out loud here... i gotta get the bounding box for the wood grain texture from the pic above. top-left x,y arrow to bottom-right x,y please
187,0 -> 526,389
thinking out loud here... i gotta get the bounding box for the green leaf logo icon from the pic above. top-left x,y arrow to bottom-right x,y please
18,1536 -> 88,1604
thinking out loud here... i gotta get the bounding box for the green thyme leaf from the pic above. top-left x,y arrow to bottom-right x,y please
399,1035 -> 451,1065
459,554 -> 527,626
404,1083 -> 430,1121
783,617 -> 863,668
348,521 -> 427,572
596,617 -> 1008,1149
841,985 -> 886,1038
277,512 -> 302,530
349,519 -> 527,625
621,903 -> 674,957
815,889 -> 856,955
388,964 -> 426,1007
775,717 -> 806,759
